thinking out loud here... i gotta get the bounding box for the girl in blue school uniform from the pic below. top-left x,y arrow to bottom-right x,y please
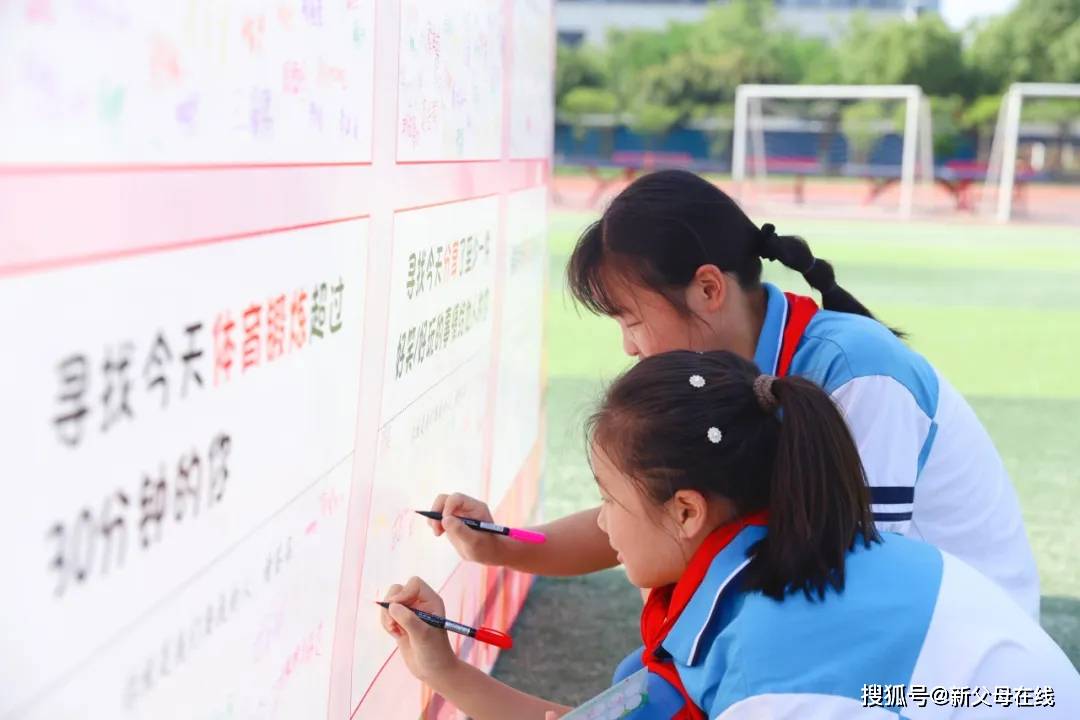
382,351 -> 1080,719
427,169 -> 1039,619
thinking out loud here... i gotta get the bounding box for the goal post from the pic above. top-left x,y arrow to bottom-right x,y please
983,83 -> 1080,222
731,84 -> 933,218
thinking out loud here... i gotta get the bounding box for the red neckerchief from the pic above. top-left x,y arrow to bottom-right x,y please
639,512 -> 769,720
778,292 -> 819,377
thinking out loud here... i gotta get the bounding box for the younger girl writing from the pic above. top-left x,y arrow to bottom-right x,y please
381,351 -> 1079,719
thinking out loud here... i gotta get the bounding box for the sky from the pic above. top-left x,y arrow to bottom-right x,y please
939,0 -> 1017,30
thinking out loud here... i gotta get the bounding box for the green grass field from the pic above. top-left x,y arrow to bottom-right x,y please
493,210 -> 1080,705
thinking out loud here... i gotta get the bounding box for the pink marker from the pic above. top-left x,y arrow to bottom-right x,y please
415,510 -> 546,544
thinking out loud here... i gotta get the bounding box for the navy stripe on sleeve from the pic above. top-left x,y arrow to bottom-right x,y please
870,486 -> 915,505
873,511 -> 913,522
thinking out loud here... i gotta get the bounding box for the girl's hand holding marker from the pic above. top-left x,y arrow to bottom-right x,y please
415,510 -> 546,544
378,577 -> 571,719
422,492 -> 516,566
377,578 -> 459,685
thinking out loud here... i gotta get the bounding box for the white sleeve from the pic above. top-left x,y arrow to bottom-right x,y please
830,375 -> 934,536
713,693 -> 899,719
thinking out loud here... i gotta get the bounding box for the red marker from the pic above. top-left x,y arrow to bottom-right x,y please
416,510 -> 546,544
376,602 -> 513,649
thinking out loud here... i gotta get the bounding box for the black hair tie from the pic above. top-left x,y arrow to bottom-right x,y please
803,258 -> 838,295
757,223 -> 780,262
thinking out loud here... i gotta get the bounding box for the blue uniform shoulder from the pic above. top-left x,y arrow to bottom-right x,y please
610,650 -> 690,719
791,310 -> 939,417
699,535 -> 944,715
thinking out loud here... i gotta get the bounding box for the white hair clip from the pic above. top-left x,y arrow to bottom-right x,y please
689,374 -> 705,388
707,427 -> 723,444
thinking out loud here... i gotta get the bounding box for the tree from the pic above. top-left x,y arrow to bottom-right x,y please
1048,20 -> 1080,83
926,95 -> 966,160
838,14 -> 968,97
683,0 -> 804,89
968,0 -> 1080,92
560,87 -> 618,118
605,25 -> 692,111
626,103 -> 681,147
619,0 -> 836,126
688,102 -> 735,163
555,44 -> 607,106
959,95 -> 1004,161
632,52 -> 729,118
560,87 -> 619,149
776,36 -> 842,86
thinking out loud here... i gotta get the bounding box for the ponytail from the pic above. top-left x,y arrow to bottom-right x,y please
757,223 -> 904,338
744,374 -> 880,601
589,349 -> 881,603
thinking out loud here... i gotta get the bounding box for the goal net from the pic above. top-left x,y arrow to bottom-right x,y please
731,84 -> 933,218
982,83 -> 1080,222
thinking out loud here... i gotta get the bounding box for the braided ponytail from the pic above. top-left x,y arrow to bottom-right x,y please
758,224 -> 903,337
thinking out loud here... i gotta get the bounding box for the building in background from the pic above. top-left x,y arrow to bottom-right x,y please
556,0 -> 941,46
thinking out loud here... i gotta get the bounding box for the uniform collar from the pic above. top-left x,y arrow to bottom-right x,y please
752,283 -> 788,376
659,523 -> 768,666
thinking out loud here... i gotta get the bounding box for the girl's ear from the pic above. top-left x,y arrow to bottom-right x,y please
668,489 -> 711,540
688,264 -> 728,314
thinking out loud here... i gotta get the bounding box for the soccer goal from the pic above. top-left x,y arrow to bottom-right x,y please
731,84 -> 934,218
982,83 -> 1080,222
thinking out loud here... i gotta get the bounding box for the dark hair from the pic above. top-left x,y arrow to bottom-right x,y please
568,169 -> 889,330
588,350 -> 879,601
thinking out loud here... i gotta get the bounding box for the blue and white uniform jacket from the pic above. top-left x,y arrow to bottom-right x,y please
756,283 -> 1038,617
614,527 -> 1079,719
